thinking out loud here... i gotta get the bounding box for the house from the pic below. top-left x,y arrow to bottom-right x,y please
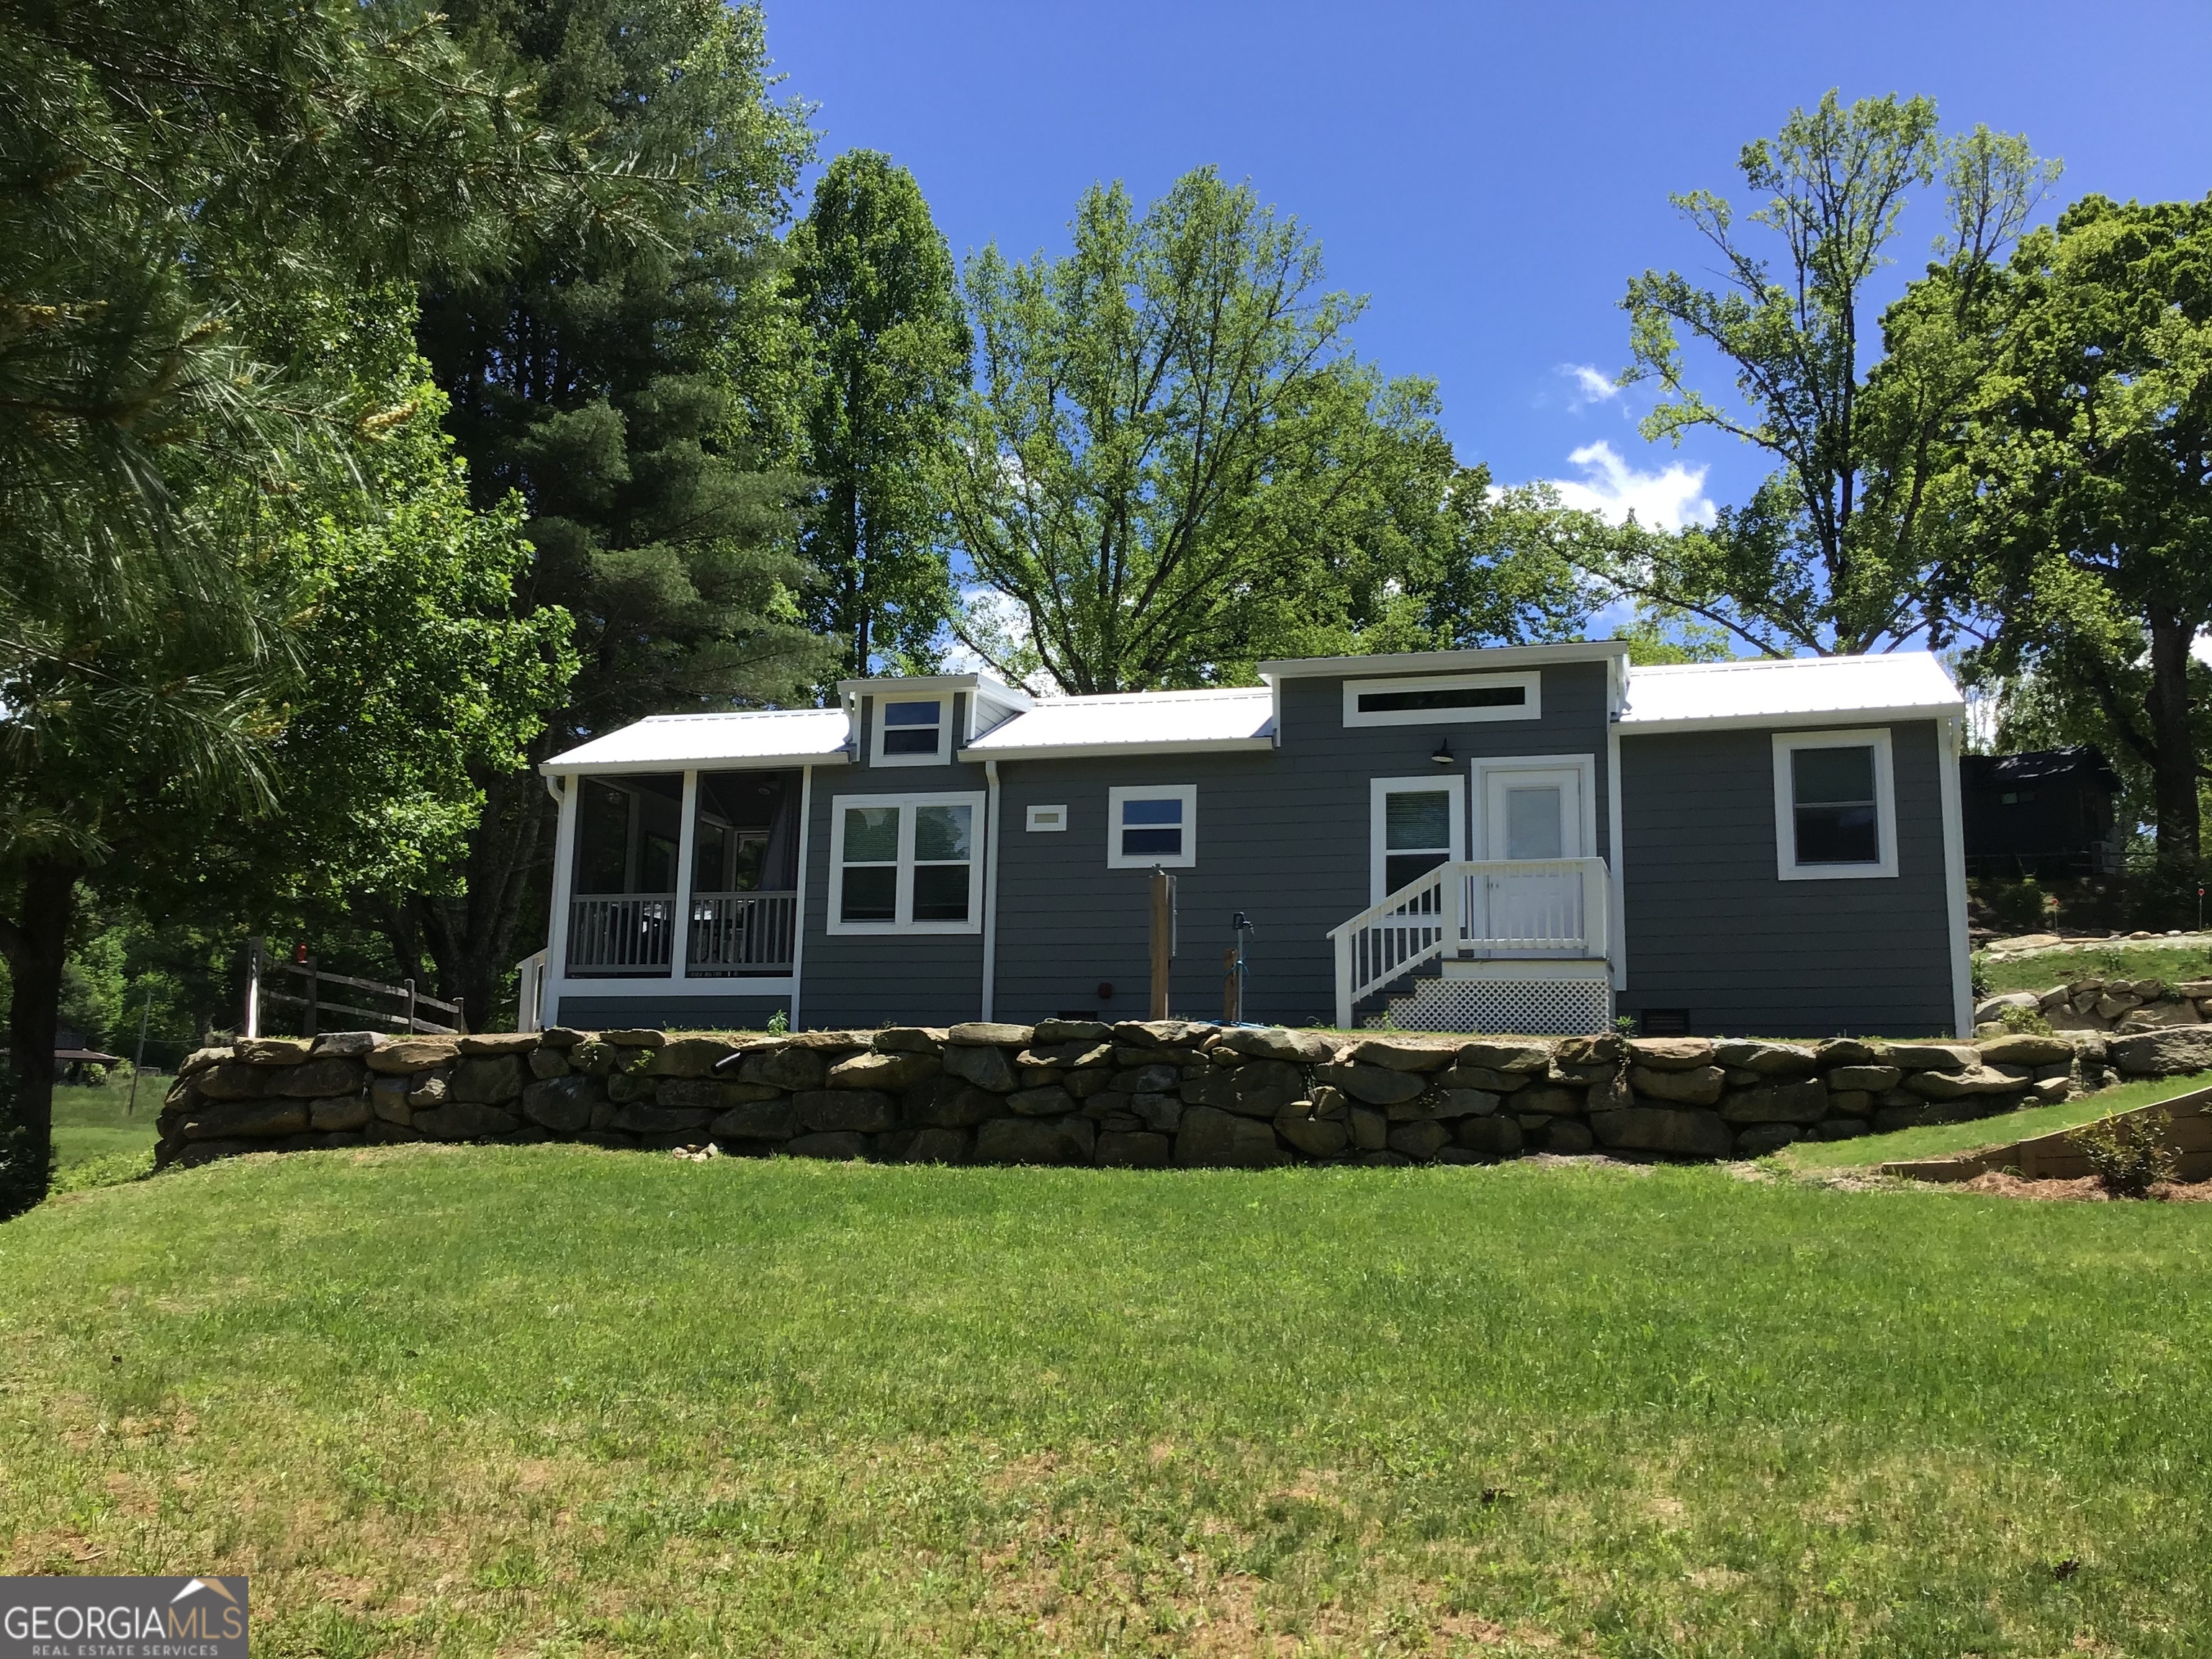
529,642 -> 1972,1039
1959,747 -> 2125,881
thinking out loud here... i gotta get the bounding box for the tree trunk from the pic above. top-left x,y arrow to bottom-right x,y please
0,857 -> 81,1210
416,763 -> 554,1033
2144,608 -> 2203,877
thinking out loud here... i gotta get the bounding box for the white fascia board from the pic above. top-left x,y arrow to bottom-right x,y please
1259,640 -> 1631,682
541,752 -> 851,776
956,736 -> 1277,763
1615,703 -> 1963,737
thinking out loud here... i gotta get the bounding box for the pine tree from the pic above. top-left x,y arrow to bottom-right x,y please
410,0 -> 832,1021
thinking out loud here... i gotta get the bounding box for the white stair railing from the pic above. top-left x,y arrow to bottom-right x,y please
1328,858 -> 1609,1028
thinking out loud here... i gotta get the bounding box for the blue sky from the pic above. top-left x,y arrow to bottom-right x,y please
767,0 -> 2210,530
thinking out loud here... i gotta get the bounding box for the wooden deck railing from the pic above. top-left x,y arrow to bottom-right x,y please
1328,858 -> 1609,1028
686,891 -> 797,974
566,894 -> 678,975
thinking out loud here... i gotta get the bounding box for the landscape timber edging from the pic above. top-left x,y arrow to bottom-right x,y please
149,1019 -> 2212,1173
1877,1083 -> 2212,1184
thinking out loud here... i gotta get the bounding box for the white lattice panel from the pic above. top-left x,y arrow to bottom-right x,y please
1380,976 -> 1612,1035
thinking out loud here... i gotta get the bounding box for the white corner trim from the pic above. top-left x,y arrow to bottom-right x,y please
826,790 -> 987,934
1937,716 -> 1973,1037
1771,727 -> 1899,881
1467,753 -> 1598,860
1105,783 -> 1198,869
545,772 -> 579,986
1342,669 -> 1541,729
1367,774 -> 1466,904
789,765 -> 813,1029
1606,724 -> 1625,993
981,760 -> 1002,1020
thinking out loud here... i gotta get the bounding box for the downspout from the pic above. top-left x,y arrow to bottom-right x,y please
981,759 -> 1002,1022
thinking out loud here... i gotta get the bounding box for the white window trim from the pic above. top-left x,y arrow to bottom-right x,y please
1342,670 -> 1541,729
1026,804 -> 1069,832
827,791 -> 986,933
1370,774 -> 1465,903
1106,783 -> 1197,869
1772,728 -> 1898,881
1467,753 -> 1597,859
868,694 -> 951,768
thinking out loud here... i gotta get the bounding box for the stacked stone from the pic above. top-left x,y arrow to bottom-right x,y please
1977,976 -> 2212,1035
153,1017 -> 2209,1174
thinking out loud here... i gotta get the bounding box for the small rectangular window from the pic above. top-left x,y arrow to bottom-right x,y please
1026,804 -> 1068,832
1772,729 -> 1897,881
1107,785 -> 1197,868
830,793 -> 984,931
1343,670 -> 1541,727
870,696 -> 949,765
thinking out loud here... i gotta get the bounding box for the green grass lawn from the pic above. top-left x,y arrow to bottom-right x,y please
4,1146 -> 2211,1655
50,1076 -> 162,1185
1781,1070 -> 2212,1171
1980,940 -> 2212,995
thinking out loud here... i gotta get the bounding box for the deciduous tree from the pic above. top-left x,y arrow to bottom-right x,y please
1614,92 -> 2055,655
788,150 -> 971,678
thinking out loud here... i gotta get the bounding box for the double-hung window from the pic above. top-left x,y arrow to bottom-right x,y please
830,793 -> 984,931
1106,785 -> 1197,868
1371,775 -> 1465,901
871,696 -> 949,765
1772,729 -> 1898,880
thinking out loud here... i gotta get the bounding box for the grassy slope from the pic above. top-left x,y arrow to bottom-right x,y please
1981,941 -> 2212,996
49,1079 -> 162,1183
1782,1071 -> 2212,1171
4,1149 -> 2210,1656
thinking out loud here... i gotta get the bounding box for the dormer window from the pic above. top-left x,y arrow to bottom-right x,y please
872,696 -> 949,766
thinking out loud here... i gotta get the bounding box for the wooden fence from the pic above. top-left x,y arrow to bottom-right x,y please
244,937 -> 464,1038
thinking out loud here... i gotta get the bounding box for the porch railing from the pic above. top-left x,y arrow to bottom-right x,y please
687,891 -> 797,974
1327,858 -> 1609,1028
567,894 -> 677,976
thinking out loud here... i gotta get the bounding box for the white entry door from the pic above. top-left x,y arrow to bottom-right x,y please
1477,765 -> 1585,951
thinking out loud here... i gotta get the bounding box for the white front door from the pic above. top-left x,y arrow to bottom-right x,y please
1478,765 -> 1584,950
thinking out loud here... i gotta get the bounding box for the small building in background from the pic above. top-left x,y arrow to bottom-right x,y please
1960,747 -> 2124,880
54,1026 -> 125,1084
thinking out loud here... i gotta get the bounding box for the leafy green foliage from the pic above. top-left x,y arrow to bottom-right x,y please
788,150 -> 971,678
1613,92 -> 2055,655
2071,1107 -> 2180,1197
1933,194 -> 2212,878
941,168 -> 1568,693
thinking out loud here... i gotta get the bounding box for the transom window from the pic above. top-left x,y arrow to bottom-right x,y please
830,793 -> 984,931
1772,729 -> 1898,881
871,696 -> 949,765
1343,670 -> 1541,727
1107,785 -> 1197,869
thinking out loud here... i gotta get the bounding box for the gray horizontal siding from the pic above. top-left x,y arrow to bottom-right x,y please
1618,721 -> 1956,1037
991,663 -> 1615,1028
556,994 -> 789,1030
800,728 -> 993,1028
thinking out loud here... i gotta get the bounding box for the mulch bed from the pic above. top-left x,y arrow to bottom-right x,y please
1957,1171 -> 2212,1203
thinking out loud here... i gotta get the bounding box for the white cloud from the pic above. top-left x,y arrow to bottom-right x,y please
1550,441 -> 1716,531
1560,364 -> 1621,407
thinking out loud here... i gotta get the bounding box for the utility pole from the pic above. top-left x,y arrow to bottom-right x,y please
125,994 -> 152,1117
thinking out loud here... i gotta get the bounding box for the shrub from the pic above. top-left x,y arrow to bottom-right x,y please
2000,1004 -> 2055,1036
2070,1109 -> 2179,1198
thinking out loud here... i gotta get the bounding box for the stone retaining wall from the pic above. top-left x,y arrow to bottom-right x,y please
153,1020 -> 2212,1172
1977,974 -> 2212,1035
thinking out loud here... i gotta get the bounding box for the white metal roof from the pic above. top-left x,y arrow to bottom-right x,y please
962,687 -> 1276,760
1619,650 -> 1964,732
542,709 -> 851,774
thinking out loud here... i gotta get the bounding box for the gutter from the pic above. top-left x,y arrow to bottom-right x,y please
957,736 -> 1276,763
1615,703 -> 1966,737
981,760 -> 1002,1022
